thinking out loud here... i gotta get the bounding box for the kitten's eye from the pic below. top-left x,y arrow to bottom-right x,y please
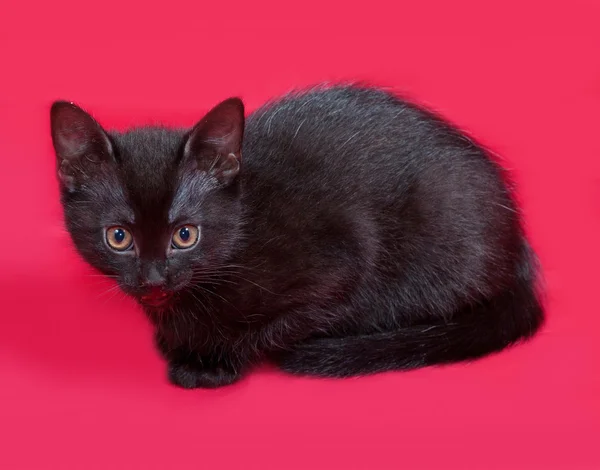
106,226 -> 134,251
172,225 -> 200,250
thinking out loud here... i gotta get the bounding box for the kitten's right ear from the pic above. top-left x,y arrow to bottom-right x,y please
50,101 -> 114,191
182,98 -> 245,186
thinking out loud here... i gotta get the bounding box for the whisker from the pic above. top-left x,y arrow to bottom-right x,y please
192,285 -> 241,314
226,273 -> 284,296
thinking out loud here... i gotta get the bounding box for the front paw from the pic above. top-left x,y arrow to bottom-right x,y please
167,361 -> 242,389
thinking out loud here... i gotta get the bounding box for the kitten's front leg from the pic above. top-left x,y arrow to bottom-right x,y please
154,326 -> 245,389
167,357 -> 242,389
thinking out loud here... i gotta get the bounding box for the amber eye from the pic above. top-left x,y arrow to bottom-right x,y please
172,225 -> 200,249
105,226 -> 134,251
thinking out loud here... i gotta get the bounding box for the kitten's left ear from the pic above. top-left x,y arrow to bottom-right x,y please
183,98 -> 245,185
50,101 -> 114,191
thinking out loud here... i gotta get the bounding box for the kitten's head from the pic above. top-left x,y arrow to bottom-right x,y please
50,98 -> 245,309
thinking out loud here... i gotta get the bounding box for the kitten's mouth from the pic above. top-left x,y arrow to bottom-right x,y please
140,288 -> 173,308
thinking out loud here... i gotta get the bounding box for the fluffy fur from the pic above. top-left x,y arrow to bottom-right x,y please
50,85 -> 544,388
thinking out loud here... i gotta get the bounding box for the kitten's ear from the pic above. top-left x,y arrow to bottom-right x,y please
183,98 -> 244,185
50,101 -> 114,191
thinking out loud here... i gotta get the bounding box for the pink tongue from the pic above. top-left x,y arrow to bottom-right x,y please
142,288 -> 170,302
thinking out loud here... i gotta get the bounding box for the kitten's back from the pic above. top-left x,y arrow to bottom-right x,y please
241,86 -> 518,291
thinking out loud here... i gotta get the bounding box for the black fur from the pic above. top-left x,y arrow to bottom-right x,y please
50,85 -> 544,388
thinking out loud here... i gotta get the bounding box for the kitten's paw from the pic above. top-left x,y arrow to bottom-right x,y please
167,361 -> 242,389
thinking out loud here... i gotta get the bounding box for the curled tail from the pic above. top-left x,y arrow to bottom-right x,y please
275,243 -> 544,378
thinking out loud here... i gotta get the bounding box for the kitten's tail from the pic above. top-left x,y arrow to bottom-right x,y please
276,243 -> 544,378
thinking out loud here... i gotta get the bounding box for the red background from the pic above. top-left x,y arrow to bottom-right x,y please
1,1 -> 599,468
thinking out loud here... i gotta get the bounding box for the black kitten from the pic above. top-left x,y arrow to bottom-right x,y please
50,85 -> 544,388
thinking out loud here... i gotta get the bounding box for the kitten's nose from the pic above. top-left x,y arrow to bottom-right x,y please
141,264 -> 166,288
139,264 -> 172,307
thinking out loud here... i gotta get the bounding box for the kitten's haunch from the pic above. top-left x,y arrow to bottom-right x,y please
51,85 -> 544,388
